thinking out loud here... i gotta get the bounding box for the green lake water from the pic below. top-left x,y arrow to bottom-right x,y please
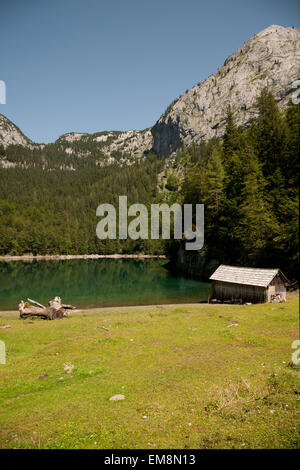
0,258 -> 210,310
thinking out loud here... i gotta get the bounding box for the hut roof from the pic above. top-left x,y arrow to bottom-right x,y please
209,265 -> 288,288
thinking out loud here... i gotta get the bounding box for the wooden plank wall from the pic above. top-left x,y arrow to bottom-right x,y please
213,281 -> 267,303
268,276 -> 287,301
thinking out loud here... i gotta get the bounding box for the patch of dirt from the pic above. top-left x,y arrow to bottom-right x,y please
150,313 -> 168,317
38,374 -> 49,380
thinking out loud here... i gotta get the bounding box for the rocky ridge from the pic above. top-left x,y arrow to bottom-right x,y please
0,25 -> 299,162
56,128 -> 153,162
0,114 -> 37,148
151,25 -> 300,156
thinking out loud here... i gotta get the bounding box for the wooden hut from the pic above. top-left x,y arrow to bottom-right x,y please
208,265 -> 289,304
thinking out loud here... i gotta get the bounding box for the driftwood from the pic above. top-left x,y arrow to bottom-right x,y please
27,298 -> 46,309
19,296 -> 76,320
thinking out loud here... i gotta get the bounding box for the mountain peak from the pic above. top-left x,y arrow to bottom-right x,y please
151,24 -> 300,156
0,25 -> 299,159
256,24 -> 296,34
0,114 -> 33,148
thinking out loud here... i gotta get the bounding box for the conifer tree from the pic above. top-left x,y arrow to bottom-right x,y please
285,100 -> 300,187
237,151 -> 278,264
223,106 -> 241,159
204,146 -> 224,216
251,88 -> 288,178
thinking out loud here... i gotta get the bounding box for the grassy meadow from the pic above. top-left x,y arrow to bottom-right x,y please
0,293 -> 299,449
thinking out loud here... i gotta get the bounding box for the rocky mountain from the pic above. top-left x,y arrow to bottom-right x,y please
56,128 -> 153,163
0,114 -> 36,148
0,113 -> 153,167
0,25 -> 299,162
152,25 -> 300,156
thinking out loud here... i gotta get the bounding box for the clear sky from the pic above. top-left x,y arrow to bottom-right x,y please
1,0 -> 299,143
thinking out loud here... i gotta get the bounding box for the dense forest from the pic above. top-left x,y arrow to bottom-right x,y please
0,147 -> 165,255
0,89 -> 299,279
167,90 -> 299,280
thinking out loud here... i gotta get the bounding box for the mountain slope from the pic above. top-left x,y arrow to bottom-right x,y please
55,128 -> 153,163
0,114 -> 36,148
0,113 -> 153,166
151,25 -> 300,156
0,25 -> 299,162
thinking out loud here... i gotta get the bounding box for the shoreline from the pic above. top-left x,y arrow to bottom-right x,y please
0,302 -> 210,315
1,291 -> 297,315
0,254 -> 166,262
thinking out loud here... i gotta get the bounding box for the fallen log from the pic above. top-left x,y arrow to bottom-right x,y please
18,297 -> 76,320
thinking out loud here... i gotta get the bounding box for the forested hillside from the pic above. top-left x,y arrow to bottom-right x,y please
0,148 -> 164,255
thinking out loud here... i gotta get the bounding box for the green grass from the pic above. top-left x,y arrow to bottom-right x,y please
0,293 -> 299,449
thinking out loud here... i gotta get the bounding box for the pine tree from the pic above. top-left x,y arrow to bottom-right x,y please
223,106 -> 241,159
183,161 -> 207,206
204,146 -> 224,216
285,100 -> 300,187
237,152 -> 278,264
251,88 -> 288,178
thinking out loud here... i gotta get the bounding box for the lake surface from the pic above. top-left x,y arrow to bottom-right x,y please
0,258 -> 210,310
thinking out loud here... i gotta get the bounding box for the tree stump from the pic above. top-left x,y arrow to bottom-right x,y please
18,296 -> 75,320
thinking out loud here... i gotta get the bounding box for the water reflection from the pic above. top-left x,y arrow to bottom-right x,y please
0,259 -> 210,310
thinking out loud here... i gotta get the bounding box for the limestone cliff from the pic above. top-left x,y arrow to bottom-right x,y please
151,25 -> 300,157
56,128 -> 153,163
1,25 -> 299,163
0,114 -> 35,148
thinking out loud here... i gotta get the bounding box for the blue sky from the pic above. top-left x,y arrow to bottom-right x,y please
1,0 -> 299,143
